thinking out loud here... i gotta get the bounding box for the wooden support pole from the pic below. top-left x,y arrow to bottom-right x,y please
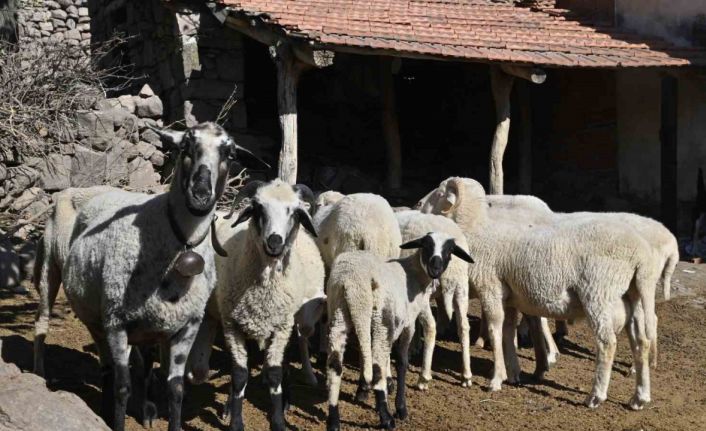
517,80 -> 532,194
500,64 -> 547,84
271,41 -> 304,184
380,57 -> 402,191
660,75 -> 678,232
489,65 -> 515,195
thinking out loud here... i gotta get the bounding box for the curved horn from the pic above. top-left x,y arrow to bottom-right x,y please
293,184 -> 316,213
224,180 -> 265,220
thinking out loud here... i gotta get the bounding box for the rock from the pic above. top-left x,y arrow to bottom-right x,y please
65,29 -> 81,40
66,5 -> 78,17
37,154 -> 72,191
105,140 -> 130,184
76,110 -> 115,150
117,94 -> 136,113
93,98 -> 121,111
66,18 -> 76,29
4,165 -> 38,197
0,243 -> 22,292
0,358 -> 110,430
140,128 -> 162,148
49,32 -> 65,43
45,0 -> 61,9
128,158 -> 160,190
71,146 -> 107,187
0,163 -> 6,181
78,6 -> 89,16
52,18 -> 67,28
149,151 -> 165,167
135,141 -> 156,159
58,0 -> 74,7
10,187 -> 42,212
39,22 -> 54,32
138,84 -> 155,98
51,9 -> 67,20
135,96 -> 163,118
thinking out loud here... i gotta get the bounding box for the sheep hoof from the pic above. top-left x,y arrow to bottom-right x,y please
379,417 -> 396,430
416,382 -> 429,391
141,401 -> 158,428
584,394 -> 605,409
489,378 -> 503,392
629,366 -> 637,375
461,378 -> 472,388
629,394 -> 650,411
394,406 -> 408,420
474,338 -> 486,349
547,353 -> 558,368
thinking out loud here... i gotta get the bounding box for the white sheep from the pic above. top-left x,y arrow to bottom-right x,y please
61,122 -> 265,431
216,179 -> 325,431
421,177 -> 659,410
33,185 -> 117,377
313,192 -> 401,270
325,232 -> 473,431
395,210 -> 472,388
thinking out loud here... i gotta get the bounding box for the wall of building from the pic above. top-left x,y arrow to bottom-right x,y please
617,0 -> 706,46
16,0 -> 91,48
616,68 -> 706,234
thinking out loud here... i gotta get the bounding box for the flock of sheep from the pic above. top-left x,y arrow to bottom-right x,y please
27,122 -> 677,431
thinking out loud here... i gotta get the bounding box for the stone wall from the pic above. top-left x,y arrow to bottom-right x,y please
89,0 -> 247,130
17,0 -> 91,48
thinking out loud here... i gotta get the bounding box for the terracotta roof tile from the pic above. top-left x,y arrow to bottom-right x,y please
216,0 -> 704,67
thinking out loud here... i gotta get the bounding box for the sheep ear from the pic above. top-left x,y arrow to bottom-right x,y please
296,207 -> 318,237
399,237 -> 424,250
441,184 -> 459,214
148,124 -> 186,150
231,143 -> 270,171
231,205 -> 254,228
452,244 -> 474,263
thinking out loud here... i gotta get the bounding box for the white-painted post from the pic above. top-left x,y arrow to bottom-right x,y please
489,65 -> 514,195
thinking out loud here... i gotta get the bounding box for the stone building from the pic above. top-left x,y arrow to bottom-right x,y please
4,0 -> 706,236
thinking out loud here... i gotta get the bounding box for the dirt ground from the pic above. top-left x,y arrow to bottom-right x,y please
1,262 -> 705,431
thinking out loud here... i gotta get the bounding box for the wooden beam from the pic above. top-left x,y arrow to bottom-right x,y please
500,64 -> 547,84
271,41 -> 304,184
489,65 -> 515,195
517,80 -> 532,194
224,15 -> 334,69
380,57 -> 403,191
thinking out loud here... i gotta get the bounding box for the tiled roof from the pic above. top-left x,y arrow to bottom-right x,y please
215,0 -> 705,68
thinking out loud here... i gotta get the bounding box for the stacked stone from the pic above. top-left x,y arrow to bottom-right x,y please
17,0 -> 91,47
0,85 -> 167,222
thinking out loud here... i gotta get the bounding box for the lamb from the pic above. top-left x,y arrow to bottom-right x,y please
420,177 -> 659,410
395,210 -> 472,388
313,192 -> 401,270
61,122 -> 266,431
33,185 -> 118,377
216,179 -> 325,431
326,232 -> 473,431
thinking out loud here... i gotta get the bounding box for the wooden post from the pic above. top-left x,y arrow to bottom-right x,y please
380,57 -> 402,190
660,75 -> 678,232
517,80 -> 532,194
270,41 -> 304,184
488,64 -> 546,195
489,65 -> 514,195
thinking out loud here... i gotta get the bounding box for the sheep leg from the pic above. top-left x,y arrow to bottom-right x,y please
416,303 -> 436,390
481,289 -> 507,391
555,320 -> 569,342
326,307 -> 348,431
526,315 -> 549,381
33,249 -> 61,377
106,328 -> 131,431
297,328 -> 318,386
585,318 -> 617,409
394,326 -> 414,421
475,310 -> 489,348
89,330 -> 115,426
165,319 -> 201,431
541,317 -> 560,367
454,291 -> 472,387
129,346 -> 158,428
264,329 -> 293,431
223,325 -> 248,430
186,314 -> 219,385
627,302 -> 651,410
502,307 -> 522,385
372,310 -> 395,430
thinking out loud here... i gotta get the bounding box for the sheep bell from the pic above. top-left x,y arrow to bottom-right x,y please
175,250 -> 205,277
